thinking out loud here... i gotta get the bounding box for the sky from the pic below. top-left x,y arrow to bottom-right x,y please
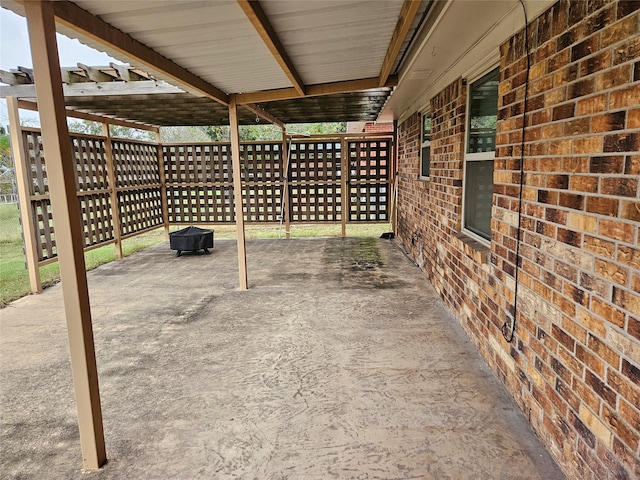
0,7 -> 119,126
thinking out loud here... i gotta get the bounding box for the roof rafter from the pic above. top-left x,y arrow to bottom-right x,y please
32,0 -> 230,106
378,0 -> 422,87
237,0 -> 305,96
236,76 -> 397,105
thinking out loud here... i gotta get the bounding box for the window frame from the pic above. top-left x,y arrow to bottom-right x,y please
461,66 -> 499,245
419,111 -> 431,180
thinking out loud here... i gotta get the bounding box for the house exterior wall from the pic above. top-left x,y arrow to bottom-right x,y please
395,1 -> 639,479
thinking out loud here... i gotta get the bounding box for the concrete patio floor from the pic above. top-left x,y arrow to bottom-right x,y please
1,237 -> 565,479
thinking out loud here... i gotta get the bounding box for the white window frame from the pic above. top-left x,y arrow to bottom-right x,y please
419,111 -> 431,180
462,66 -> 499,245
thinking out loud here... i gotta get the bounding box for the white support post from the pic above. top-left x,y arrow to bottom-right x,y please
24,1 -> 106,470
229,95 -> 248,290
7,96 -> 42,292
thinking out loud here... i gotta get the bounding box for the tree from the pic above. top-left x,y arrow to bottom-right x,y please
201,122 -> 346,142
67,119 -> 155,141
0,127 -> 16,195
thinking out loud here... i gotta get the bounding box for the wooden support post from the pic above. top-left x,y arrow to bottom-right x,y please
101,123 -> 122,259
281,131 -> 291,239
155,129 -> 170,240
24,1 -> 106,470
229,95 -> 248,290
7,96 -> 42,293
340,138 -> 348,237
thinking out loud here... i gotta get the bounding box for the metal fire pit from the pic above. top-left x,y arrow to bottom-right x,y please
169,226 -> 214,257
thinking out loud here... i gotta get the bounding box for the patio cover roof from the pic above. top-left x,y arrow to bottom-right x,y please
0,1 -> 555,127
1,0 -> 429,126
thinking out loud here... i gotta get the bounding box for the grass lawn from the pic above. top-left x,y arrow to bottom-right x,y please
0,203 -> 391,307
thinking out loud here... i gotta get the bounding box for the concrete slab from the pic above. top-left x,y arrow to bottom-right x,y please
0,237 -> 565,479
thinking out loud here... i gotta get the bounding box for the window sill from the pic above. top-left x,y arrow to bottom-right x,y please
453,232 -> 490,264
418,175 -> 430,183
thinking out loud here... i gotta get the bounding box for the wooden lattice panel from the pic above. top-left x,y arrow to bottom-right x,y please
71,135 -> 110,192
112,140 -> 160,187
118,188 -> 163,236
288,141 -> 342,181
348,184 -> 388,222
244,185 -> 282,222
347,139 -> 390,222
289,185 -> 342,222
32,199 -> 55,261
167,186 -> 234,223
22,129 -> 48,195
240,143 -> 283,182
347,139 -> 389,181
163,144 -> 233,183
79,193 -> 114,247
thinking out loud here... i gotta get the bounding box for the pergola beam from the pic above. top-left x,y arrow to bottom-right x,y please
23,0 -> 106,469
17,99 -> 160,132
0,81 -> 185,98
237,76 -> 397,105
378,0 -> 422,87
237,0 -> 305,96
47,0 -> 230,106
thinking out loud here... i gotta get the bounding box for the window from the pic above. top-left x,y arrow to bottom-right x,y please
420,112 -> 431,178
464,67 -> 499,241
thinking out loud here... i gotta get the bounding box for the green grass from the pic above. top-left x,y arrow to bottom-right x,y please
0,203 -> 391,307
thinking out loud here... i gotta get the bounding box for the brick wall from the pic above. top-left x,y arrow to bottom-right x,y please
395,1 -> 639,479
363,122 -> 394,133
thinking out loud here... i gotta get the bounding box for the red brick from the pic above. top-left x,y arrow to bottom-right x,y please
599,218 -> 635,242
594,259 -> 629,286
620,201 -> 640,222
584,235 -> 616,258
586,197 -> 619,216
591,297 -> 626,328
589,155 -> 624,173
617,245 -> 640,270
601,177 -> 638,196
569,175 -> 599,193
612,287 -> 640,317
577,93 -> 608,115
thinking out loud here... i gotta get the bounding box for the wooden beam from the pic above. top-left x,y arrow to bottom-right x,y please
101,123 -> 122,259
237,76 -> 397,104
229,95 -> 248,290
340,137 -> 348,237
24,0 -> 107,470
6,97 -> 42,293
17,99 -> 160,132
378,0 -> 422,87
0,81 -> 185,98
48,0 -> 229,105
237,0 -> 305,96
155,129 -> 171,241
242,103 -> 284,129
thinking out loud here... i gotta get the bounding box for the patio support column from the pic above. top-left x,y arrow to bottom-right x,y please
229,94 -> 248,290
282,131 -> 291,239
6,96 -> 42,293
24,0 -> 106,470
340,137 -> 348,237
155,129 -> 170,240
102,123 -> 123,259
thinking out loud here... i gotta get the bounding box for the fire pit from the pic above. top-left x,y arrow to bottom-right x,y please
169,226 -> 214,257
